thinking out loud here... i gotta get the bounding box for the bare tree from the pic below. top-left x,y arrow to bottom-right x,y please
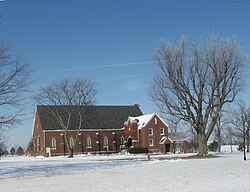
150,34 -> 246,156
33,77 -> 97,157
165,115 -> 182,132
229,101 -> 250,152
0,43 -> 31,130
213,111 -> 229,152
187,123 -> 198,153
26,137 -> 33,156
225,126 -> 235,153
0,131 -> 7,158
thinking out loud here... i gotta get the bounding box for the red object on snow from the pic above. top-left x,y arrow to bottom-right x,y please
147,153 -> 150,161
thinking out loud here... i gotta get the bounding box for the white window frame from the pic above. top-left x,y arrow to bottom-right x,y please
69,137 -> 75,148
120,136 -> 124,145
37,136 -> 40,151
149,139 -> 154,146
149,128 -> 153,136
103,136 -> 108,148
155,117 -> 158,125
160,128 -> 165,135
86,137 -> 92,148
51,137 -> 56,149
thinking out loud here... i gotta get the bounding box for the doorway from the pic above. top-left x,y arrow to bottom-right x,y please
165,144 -> 170,153
127,137 -> 132,149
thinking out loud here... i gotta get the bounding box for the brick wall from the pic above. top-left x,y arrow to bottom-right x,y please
124,114 -> 169,153
141,115 -> 168,153
43,130 -> 124,156
33,111 -> 188,156
32,111 -> 44,156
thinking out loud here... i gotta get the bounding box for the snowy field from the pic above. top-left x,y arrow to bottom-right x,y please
0,149 -> 249,192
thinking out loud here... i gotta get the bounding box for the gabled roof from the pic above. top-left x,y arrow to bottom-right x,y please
168,132 -> 188,142
128,113 -> 168,129
36,105 -> 143,131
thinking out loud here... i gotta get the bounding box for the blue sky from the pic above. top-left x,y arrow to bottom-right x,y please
1,0 -> 250,148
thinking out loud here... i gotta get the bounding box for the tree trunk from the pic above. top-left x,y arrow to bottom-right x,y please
217,129 -> 221,153
68,148 -> 74,158
246,128 -> 249,152
197,132 -> 207,156
230,135 -> 233,153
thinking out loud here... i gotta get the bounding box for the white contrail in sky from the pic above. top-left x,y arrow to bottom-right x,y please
63,61 -> 155,72
38,60 -> 155,74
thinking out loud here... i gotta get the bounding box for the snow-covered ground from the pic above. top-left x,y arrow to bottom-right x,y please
0,151 -> 249,192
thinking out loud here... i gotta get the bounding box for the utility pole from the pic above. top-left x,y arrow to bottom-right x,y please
243,119 -> 246,161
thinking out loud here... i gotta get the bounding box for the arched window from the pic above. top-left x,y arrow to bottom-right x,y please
37,136 -> 40,151
86,137 -> 92,148
69,137 -> 75,149
120,136 -> 125,145
51,137 -> 56,149
103,136 -> 108,148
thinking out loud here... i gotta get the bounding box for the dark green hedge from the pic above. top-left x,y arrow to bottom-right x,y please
129,147 -> 148,154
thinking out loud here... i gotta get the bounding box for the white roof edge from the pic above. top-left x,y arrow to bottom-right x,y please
167,137 -> 174,143
129,113 -> 169,130
140,113 -> 155,129
31,106 -> 38,136
154,113 -> 169,128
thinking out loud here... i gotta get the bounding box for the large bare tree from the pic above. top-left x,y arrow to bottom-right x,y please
0,43 -> 31,130
33,77 -> 97,157
150,34 -> 246,156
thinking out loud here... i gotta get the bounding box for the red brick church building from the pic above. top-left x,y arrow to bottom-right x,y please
32,105 -> 188,156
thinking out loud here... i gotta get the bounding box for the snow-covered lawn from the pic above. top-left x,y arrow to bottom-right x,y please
0,152 -> 249,192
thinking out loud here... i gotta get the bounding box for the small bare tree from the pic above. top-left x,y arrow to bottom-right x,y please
150,34 -> 246,156
0,43 -> 31,130
33,77 -> 97,157
213,111 -> 229,152
225,126 -> 235,153
165,115 -> 182,133
229,101 -> 250,152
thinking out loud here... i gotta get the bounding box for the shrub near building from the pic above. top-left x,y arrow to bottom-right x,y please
129,147 -> 148,154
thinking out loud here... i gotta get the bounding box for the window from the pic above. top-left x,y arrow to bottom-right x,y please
149,139 -> 154,146
120,136 -> 125,145
69,137 -> 75,148
103,136 -> 108,148
160,137 -> 167,144
160,128 -> 165,135
155,117 -> 158,125
37,136 -> 40,151
51,137 -> 56,149
149,128 -> 153,136
86,137 -> 92,148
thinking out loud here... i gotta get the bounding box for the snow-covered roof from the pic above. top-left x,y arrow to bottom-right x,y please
128,113 -> 168,129
168,132 -> 188,142
128,113 -> 155,129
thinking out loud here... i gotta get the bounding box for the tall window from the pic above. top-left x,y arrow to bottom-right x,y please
37,136 -> 40,151
86,137 -> 92,148
120,136 -> 124,145
69,137 -> 74,148
149,128 -> 153,136
154,117 -> 158,125
149,139 -> 154,146
51,137 -> 56,149
160,128 -> 165,135
103,136 -> 108,148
